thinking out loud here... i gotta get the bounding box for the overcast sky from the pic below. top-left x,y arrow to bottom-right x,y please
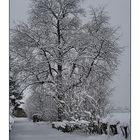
10,0 -> 130,109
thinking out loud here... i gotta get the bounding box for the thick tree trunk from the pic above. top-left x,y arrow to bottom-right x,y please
56,52 -> 64,121
56,20 -> 64,121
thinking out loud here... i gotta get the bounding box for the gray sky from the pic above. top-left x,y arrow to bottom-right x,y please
10,0 -> 130,108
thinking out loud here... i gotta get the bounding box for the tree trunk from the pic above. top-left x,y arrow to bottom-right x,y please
56,52 -> 64,121
56,20 -> 64,121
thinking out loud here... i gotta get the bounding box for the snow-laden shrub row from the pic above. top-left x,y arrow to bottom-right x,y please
9,115 -> 14,131
52,114 -> 130,139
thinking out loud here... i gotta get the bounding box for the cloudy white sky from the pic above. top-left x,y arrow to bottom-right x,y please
10,0 -> 130,108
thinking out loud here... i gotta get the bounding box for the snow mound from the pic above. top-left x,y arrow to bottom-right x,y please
52,121 -> 68,129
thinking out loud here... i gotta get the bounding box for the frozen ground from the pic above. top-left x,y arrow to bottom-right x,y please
10,118 -> 130,140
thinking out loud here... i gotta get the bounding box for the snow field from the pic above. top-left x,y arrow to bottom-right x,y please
10,117 -> 130,140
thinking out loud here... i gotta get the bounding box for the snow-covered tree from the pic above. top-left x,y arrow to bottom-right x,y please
9,74 -> 22,115
9,53 -> 24,120
10,0 -> 121,121
24,84 -> 58,121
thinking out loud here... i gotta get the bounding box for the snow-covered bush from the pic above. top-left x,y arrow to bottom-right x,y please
52,120 -> 73,132
9,74 -> 22,131
102,112 -> 130,138
52,113 -> 130,138
24,85 -> 58,121
9,75 -> 22,116
52,120 -> 91,133
32,114 -> 42,122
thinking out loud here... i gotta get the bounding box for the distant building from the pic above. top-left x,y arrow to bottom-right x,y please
14,106 -> 27,117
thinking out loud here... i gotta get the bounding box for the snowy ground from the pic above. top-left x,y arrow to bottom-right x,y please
10,118 -> 130,140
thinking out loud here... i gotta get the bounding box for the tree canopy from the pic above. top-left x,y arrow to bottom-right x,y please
10,0 -> 121,121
